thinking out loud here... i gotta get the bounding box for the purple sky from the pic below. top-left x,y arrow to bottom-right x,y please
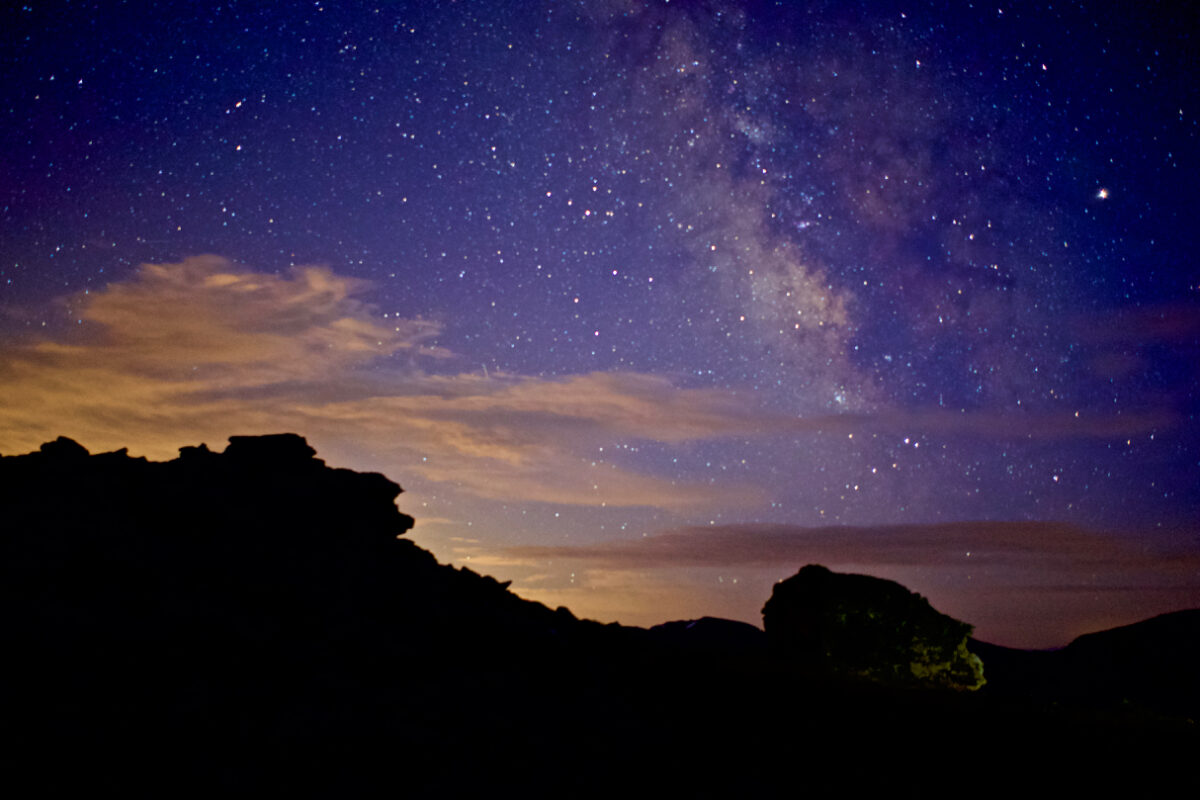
2,1 -> 1197,647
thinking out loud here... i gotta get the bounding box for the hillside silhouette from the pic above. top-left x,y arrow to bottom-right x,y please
3,435 -> 1196,794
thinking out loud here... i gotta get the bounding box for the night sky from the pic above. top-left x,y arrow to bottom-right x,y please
3,0 -> 1198,647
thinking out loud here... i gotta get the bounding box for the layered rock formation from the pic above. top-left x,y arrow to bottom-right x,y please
1,434 -> 641,792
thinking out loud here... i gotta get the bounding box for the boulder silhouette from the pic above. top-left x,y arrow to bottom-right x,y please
762,564 -> 985,690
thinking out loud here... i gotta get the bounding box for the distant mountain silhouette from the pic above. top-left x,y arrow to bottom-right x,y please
648,615 -> 767,658
2,435 -> 1196,794
970,610 -> 1200,720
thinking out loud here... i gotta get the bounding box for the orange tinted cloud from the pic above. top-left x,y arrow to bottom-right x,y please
0,257 -> 766,510
505,520 -> 1200,574
0,256 -> 1178,512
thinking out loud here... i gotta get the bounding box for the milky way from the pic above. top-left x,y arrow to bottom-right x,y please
2,1 -> 1197,645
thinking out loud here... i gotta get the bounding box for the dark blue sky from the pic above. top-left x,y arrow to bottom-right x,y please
3,1 -> 1197,645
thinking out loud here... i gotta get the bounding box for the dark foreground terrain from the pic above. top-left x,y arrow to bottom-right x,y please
3,435 -> 1196,795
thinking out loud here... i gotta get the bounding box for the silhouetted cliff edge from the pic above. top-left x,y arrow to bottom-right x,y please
3,435 -> 1195,794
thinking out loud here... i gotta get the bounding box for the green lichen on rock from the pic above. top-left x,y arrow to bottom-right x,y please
763,564 -> 985,690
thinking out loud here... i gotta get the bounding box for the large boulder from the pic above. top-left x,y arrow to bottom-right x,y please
762,564 -> 985,690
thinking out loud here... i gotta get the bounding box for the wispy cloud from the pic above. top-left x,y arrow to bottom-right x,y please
1071,302 -> 1200,388
1,257 -> 1180,512
505,520 -> 1200,575
0,257 -> 768,509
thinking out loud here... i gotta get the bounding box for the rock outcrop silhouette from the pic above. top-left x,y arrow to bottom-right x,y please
2,434 -> 644,793
2,435 -> 1195,794
763,564 -> 985,689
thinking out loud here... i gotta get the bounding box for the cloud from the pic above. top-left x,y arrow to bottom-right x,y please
851,407 -> 1179,441
1072,303 -> 1200,346
0,257 -> 767,510
52,255 -> 447,381
1,257 -> 1178,512
1070,303 -> 1200,390
504,520 -> 1200,575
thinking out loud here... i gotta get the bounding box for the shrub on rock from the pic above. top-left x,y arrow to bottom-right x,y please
762,564 -> 985,690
